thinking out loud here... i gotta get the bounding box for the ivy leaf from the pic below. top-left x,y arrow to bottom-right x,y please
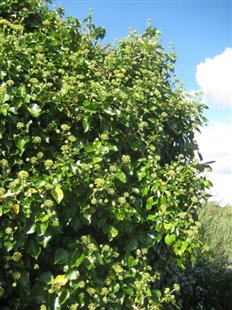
116,170 -> 127,183
108,225 -> 118,240
164,234 -> 176,246
27,224 -> 36,234
71,253 -> 85,268
146,196 -> 154,211
1,103 -> 9,115
26,239 -> 41,259
28,104 -> 41,117
83,100 -> 98,112
127,255 -> 138,267
15,136 -> 30,154
51,186 -> 64,204
54,248 -> 69,264
30,284 -> 46,304
38,271 -> 53,285
125,237 -> 139,252
82,116 -> 90,132
53,275 -> 68,286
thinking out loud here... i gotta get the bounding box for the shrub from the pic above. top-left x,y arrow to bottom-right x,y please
0,1 -> 211,308
177,258 -> 232,310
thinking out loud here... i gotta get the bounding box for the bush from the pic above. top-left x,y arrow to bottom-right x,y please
0,1 -> 211,308
177,258 -> 232,310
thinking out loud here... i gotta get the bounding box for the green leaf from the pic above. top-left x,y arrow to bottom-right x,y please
19,84 -> 26,96
39,234 -> 52,248
113,283 -> 120,293
127,255 -> 138,267
163,222 -> 173,231
108,225 -> 118,240
51,186 -> 64,204
125,237 -> 139,252
104,107 -> 115,115
83,100 -> 98,112
54,248 -> 69,264
164,234 -> 176,246
27,224 -> 36,234
93,156 -> 102,163
30,284 -> 46,304
28,103 -> 42,117
71,253 -> 85,267
146,196 -> 154,211
82,116 -> 90,132
59,288 -> 71,305
15,136 -> 30,153
53,274 -> 68,286
116,170 -> 127,183
35,180 -> 46,188
68,270 -> 80,281
2,94 -> 10,104
159,195 -> 167,206
1,103 -> 9,115
147,214 -> 156,221
38,271 -> 53,284
26,239 -> 41,259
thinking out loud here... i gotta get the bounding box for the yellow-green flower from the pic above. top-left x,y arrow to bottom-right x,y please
122,155 -> 131,164
33,136 -> 41,144
61,124 -> 70,131
94,178 -> 105,188
78,280 -> 85,288
13,271 -> 21,280
5,227 -> 13,235
44,159 -> 53,169
44,199 -> 54,208
16,122 -> 24,129
0,159 -> 8,167
12,252 -> 22,262
18,170 -> 29,180
118,196 -> 126,205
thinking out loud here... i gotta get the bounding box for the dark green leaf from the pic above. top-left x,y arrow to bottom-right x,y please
54,248 -> 69,264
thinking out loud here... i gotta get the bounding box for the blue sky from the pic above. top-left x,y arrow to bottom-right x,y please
52,0 -> 231,205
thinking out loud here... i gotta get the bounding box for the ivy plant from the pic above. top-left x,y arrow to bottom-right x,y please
0,1 -> 211,309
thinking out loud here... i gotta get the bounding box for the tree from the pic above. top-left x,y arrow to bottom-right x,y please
0,1 -> 211,308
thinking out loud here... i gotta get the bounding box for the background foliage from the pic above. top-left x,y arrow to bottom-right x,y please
177,203 -> 232,310
0,0 -> 211,309
198,202 -> 232,263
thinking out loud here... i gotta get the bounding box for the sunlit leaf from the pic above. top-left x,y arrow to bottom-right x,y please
82,116 -> 90,132
51,186 -> 64,204
28,104 -> 42,117
116,170 -> 127,183
164,234 -> 176,246
53,275 -> 68,286
146,196 -> 154,210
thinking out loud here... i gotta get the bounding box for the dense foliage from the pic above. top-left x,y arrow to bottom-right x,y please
177,203 -> 232,309
0,1 -> 211,308
177,257 -> 232,310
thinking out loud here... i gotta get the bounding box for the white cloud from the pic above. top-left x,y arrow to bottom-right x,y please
196,48 -> 232,108
195,122 -> 232,206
